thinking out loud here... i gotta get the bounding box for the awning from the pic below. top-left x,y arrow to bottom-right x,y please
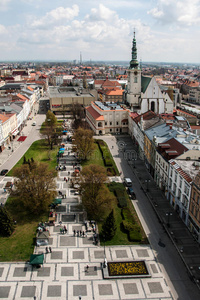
53,198 -> 62,205
59,148 -> 65,151
12,129 -> 19,136
63,130 -> 68,133
29,254 -> 44,265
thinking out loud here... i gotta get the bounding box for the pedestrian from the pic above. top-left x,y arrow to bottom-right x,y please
82,231 -> 85,238
64,177 -> 66,181
60,228 -> 63,234
80,230 -> 82,236
64,225 -> 67,234
59,220 -> 62,226
73,229 -> 76,236
68,171 -> 70,175
74,214 -> 76,221
86,265 -> 89,272
77,230 -> 79,237
49,247 -> 52,253
3,188 -> 6,193
46,247 -> 49,254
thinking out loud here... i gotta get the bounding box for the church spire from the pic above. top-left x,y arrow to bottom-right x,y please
129,30 -> 139,69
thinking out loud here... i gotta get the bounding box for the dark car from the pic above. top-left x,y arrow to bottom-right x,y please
127,187 -> 136,200
0,169 -> 8,176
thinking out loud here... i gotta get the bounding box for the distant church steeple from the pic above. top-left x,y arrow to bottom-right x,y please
129,30 -> 139,69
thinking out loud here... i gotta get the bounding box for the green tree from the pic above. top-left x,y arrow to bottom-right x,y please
73,127 -> 94,160
0,206 -> 15,237
11,162 -> 57,214
79,164 -> 114,220
41,110 -> 62,149
101,209 -> 116,241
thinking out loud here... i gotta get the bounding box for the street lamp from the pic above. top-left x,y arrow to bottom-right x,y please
166,212 -> 173,227
145,179 -> 150,191
132,158 -> 136,168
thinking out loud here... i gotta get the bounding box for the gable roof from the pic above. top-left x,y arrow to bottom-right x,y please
133,110 -> 156,124
141,76 -> 151,93
158,137 -> 188,160
86,106 -> 104,121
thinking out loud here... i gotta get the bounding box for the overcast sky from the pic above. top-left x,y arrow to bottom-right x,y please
0,0 -> 199,63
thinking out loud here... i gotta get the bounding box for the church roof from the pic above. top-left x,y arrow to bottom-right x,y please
141,76 -> 151,93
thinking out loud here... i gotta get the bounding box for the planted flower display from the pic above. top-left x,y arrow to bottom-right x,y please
108,261 -> 148,276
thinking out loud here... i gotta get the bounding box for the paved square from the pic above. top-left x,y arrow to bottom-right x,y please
59,236 -> 76,247
51,251 -> 63,259
47,285 -> 61,297
61,266 -> 74,276
0,283 -> 16,300
94,250 -> 104,259
62,215 -> 74,222
56,206 -> 66,212
13,267 -> 27,277
148,282 -> 163,293
98,284 -> 113,295
0,286 -> 10,298
73,251 -> 84,259
68,281 -> 93,300
123,283 -> 138,294
136,249 -> 149,257
116,249 -> 128,258
93,281 -> 119,299
21,286 -> 36,297
14,282 -> 42,300
117,279 -> 145,299
56,264 -> 79,280
73,285 -> 87,296
42,282 -> 66,299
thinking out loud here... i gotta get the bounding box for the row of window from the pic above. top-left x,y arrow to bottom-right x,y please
104,121 -> 127,126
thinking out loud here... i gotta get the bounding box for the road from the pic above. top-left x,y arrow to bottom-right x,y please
0,113 -> 45,174
97,134 -> 200,300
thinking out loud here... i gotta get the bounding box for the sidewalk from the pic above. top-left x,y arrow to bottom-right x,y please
0,105 -> 39,167
0,135 -> 174,300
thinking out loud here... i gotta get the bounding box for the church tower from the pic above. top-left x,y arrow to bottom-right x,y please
126,31 -> 141,108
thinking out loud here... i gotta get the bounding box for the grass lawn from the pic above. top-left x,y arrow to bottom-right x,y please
98,183 -> 148,246
82,140 -> 119,176
81,142 -> 105,168
0,197 -> 48,262
7,139 -> 59,176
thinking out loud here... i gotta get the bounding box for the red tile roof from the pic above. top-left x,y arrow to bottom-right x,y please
86,106 -> 104,121
170,160 -> 192,183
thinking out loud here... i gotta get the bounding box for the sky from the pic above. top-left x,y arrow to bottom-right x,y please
0,0 -> 200,63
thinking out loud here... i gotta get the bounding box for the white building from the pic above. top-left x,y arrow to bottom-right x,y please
86,101 -> 129,135
125,32 -> 173,115
167,156 -> 199,225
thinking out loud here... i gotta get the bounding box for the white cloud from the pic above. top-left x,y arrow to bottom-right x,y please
0,0 -> 11,11
30,5 -> 79,29
0,24 -> 7,34
148,0 -> 200,26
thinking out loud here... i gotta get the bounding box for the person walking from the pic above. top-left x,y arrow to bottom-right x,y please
49,247 -> 52,253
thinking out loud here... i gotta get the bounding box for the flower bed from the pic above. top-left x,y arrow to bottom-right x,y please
108,261 -> 148,276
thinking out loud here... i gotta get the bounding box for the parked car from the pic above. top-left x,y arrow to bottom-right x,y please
32,121 -> 36,126
127,187 -> 136,200
124,177 -> 132,187
0,169 -> 8,176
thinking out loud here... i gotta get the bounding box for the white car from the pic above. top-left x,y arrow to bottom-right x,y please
32,121 -> 36,126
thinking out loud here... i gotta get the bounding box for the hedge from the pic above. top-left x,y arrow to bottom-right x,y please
115,189 -> 127,208
96,140 -> 113,167
121,208 -> 142,242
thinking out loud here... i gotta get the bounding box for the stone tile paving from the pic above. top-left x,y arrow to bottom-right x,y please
0,144 -> 174,300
